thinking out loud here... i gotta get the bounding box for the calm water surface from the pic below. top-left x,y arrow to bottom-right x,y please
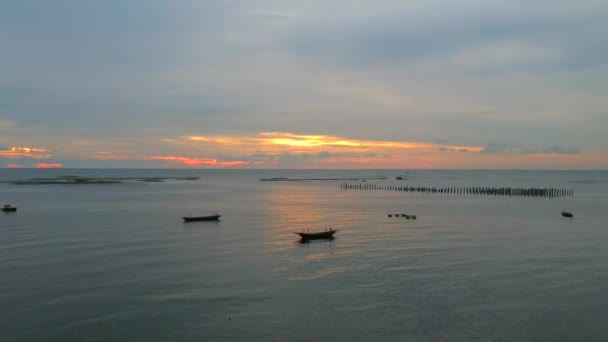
1,169 -> 607,341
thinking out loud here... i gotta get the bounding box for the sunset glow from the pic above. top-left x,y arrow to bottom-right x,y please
159,132 -> 492,168
36,163 -> 62,168
0,132 -> 593,169
148,156 -> 250,167
0,147 -> 52,159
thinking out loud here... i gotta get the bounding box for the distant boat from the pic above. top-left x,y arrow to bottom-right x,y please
295,229 -> 337,241
183,213 -> 221,222
2,204 -> 17,212
561,211 -> 573,218
260,177 -> 289,181
388,213 -> 417,219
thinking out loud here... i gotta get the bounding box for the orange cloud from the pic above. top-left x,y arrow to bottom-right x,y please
148,156 -> 249,167
180,132 -> 483,154
186,136 -> 245,145
6,164 -> 23,168
36,163 -> 62,168
0,146 -> 52,159
165,132 -> 490,168
12,147 -> 47,153
258,132 -> 361,147
160,132 -> 603,169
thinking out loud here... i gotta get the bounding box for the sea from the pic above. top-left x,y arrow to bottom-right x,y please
1,169 -> 607,341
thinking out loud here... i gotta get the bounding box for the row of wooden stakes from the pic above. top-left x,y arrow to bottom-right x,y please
340,182 -> 573,197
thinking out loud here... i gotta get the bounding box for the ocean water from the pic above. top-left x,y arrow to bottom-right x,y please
1,169 -> 607,341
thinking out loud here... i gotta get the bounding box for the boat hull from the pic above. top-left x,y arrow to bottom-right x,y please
183,215 -> 221,222
2,208 -> 17,212
295,230 -> 337,241
561,211 -> 573,218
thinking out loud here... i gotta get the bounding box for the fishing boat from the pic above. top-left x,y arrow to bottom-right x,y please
2,204 -> 17,212
561,211 -> 573,218
183,213 -> 221,222
295,229 -> 337,241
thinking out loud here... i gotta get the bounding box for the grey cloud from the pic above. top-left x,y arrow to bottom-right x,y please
0,156 -> 34,165
275,153 -> 312,169
317,151 -> 377,158
542,145 -> 581,155
518,145 -> 582,155
480,143 -> 511,154
216,153 -> 273,164
481,143 -> 582,155
285,2 -> 608,70
317,151 -> 345,158
244,10 -> 295,21
270,151 -> 380,168
438,146 -> 473,153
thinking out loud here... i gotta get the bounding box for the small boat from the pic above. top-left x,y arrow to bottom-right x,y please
2,204 -> 17,212
295,229 -> 337,241
183,213 -> 221,222
561,211 -> 573,218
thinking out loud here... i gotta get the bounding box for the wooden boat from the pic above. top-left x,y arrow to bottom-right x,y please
561,211 -> 573,218
2,204 -> 17,212
295,229 -> 337,241
183,213 -> 221,222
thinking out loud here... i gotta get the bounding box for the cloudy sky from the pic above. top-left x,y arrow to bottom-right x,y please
1,0 -> 606,169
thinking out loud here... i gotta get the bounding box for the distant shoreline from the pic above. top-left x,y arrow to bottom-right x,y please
5,176 -> 200,185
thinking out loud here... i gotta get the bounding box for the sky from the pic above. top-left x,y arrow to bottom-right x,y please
1,0 -> 607,169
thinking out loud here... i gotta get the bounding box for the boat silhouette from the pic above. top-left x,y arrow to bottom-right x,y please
183,212 -> 221,222
295,229 -> 337,241
2,204 -> 17,212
